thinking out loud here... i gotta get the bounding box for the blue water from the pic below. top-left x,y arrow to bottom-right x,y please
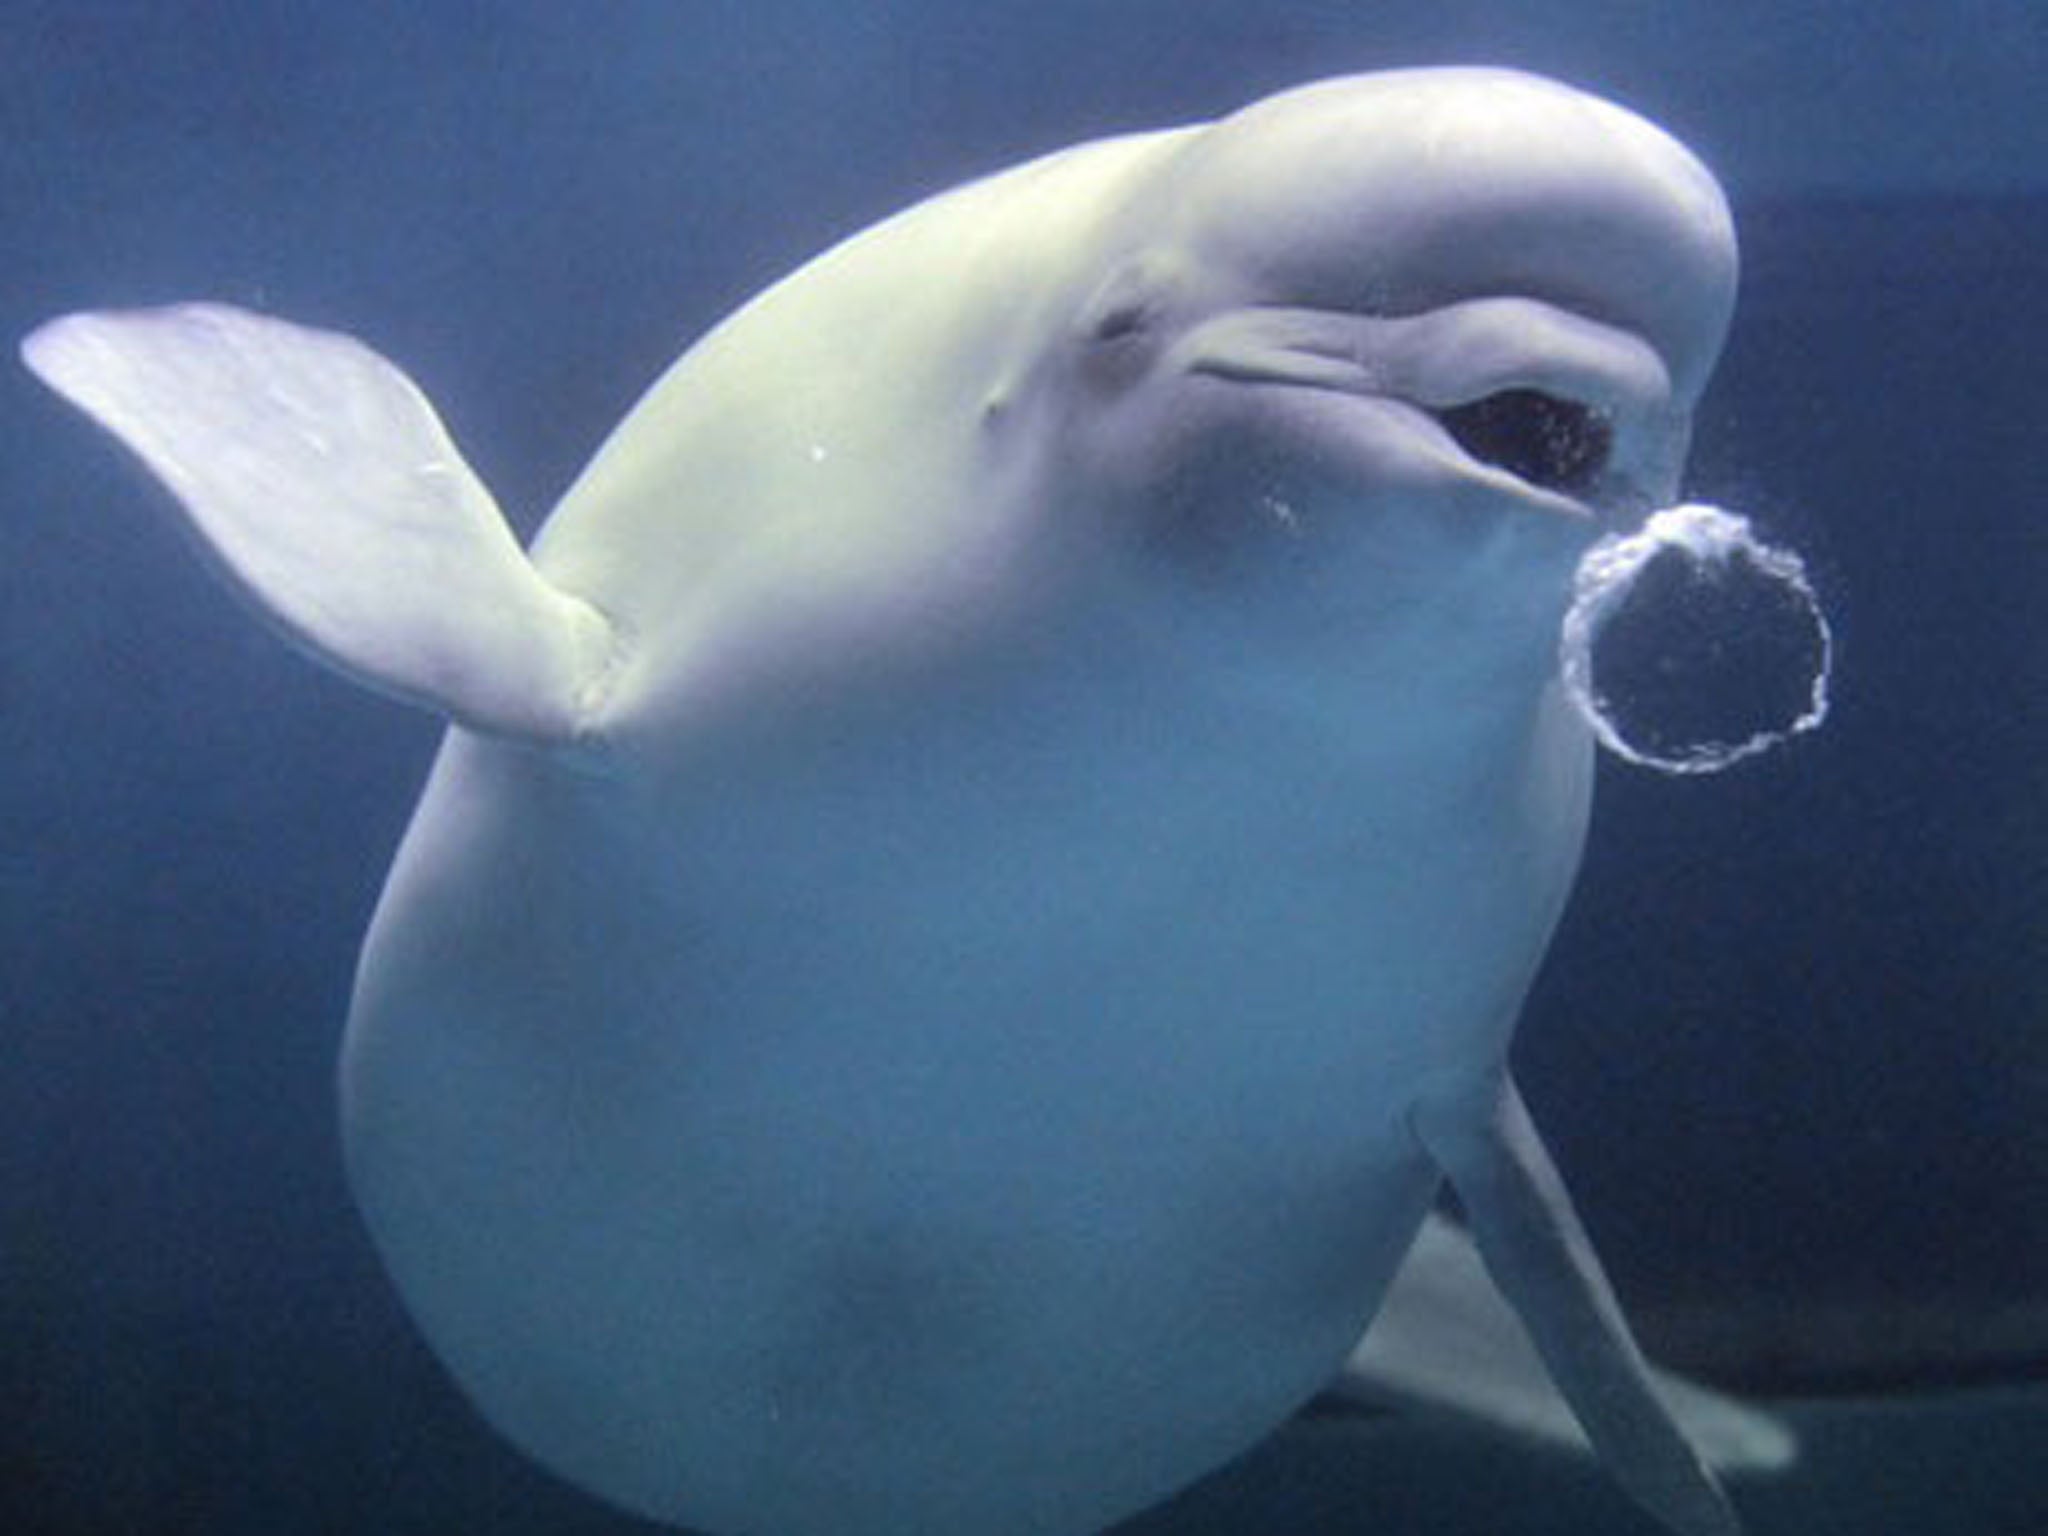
4,5 -> 2045,1532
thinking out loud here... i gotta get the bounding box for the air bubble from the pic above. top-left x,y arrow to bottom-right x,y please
1560,503 -> 1831,774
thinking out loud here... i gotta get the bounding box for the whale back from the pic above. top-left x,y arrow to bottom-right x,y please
525,130 -> 1192,755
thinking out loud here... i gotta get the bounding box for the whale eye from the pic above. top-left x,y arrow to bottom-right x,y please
1090,302 -> 1150,343
1434,389 -> 1611,494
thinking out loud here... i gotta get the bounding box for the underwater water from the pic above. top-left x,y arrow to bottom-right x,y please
4,4 -> 2046,1534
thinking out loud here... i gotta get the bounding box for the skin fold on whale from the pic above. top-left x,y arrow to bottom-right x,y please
23,67 -> 1758,1536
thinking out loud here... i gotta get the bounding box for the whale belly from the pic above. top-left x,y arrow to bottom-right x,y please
339,677 -> 1588,1535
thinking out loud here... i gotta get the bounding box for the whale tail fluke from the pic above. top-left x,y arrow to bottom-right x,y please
22,304 -> 618,744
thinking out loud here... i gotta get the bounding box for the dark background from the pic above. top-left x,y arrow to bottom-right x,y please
4,4 -> 2044,1532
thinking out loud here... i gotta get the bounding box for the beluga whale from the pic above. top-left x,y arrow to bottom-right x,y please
25,67 -> 1748,1536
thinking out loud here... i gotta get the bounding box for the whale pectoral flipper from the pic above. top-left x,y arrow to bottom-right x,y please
22,304 -> 617,742
1414,1077 -> 1743,1536
1334,1213 -> 1796,1475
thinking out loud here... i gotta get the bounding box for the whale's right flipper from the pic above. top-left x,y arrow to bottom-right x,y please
1416,1075 -> 1747,1536
1334,1212 -> 1797,1476
23,304 -> 618,743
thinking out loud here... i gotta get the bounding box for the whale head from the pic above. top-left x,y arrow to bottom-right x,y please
1046,69 -> 1737,685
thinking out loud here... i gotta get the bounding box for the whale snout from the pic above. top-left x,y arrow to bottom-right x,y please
1056,70 -> 1734,561
1148,69 -> 1737,408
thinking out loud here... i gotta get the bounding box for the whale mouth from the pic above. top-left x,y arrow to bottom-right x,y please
1174,298 -> 1670,517
1430,389 -> 1612,496
1186,350 -> 1608,517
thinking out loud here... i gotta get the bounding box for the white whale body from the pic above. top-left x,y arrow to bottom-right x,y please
26,68 -> 1756,1536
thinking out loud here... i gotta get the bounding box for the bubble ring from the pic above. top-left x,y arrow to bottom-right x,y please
1560,503 -> 1832,774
